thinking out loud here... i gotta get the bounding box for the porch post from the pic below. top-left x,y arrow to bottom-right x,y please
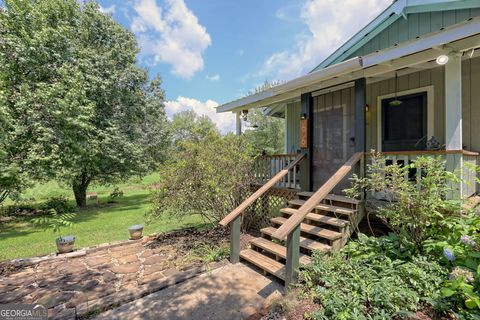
236,111 -> 242,136
445,54 -> 463,198
299,93 -> 313,191
354,78 -> 367,153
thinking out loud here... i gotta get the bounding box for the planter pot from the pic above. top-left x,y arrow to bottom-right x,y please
129,224 -> 144,240
56,236 -> 76,254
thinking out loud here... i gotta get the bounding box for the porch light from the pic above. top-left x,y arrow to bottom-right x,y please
241,109 -> 248,121
436,54 -> 449,65
365,104 -> 369,112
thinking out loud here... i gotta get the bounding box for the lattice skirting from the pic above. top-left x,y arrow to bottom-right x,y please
242,186 -> 298,231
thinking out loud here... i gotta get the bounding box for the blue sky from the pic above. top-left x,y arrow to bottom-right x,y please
98,0 -> 392,132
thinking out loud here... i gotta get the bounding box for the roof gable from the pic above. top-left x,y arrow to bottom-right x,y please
311,0 -> 480,71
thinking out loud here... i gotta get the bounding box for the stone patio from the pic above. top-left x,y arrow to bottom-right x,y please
0,232 -> 230,319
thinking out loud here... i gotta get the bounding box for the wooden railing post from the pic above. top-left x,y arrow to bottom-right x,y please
230,215 -> 241,264
285,224 -> 300,287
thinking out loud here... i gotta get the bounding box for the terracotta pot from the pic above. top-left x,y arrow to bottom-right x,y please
129,224 -> 144,240
56,236 -> 75,254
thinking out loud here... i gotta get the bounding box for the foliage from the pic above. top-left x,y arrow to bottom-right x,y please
150,132 -> 255,223
109,187 -> 124,199
191,243 -> 229,271
424,212 -> 480,317
301,234 -> 447,320
0,0 -> 168,207
40,196 -> 76,215
168,110 -> 218,153
345,153 -> 462,250
32,209 -> 76,240
243,108 -> 285,155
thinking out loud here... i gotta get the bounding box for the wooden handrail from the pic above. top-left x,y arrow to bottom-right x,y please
219,153 -> 305,227
272,152 -> 363,240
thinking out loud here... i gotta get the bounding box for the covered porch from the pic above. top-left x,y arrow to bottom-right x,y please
221,16 -> 480,199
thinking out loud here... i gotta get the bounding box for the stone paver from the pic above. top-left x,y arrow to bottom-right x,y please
94,263 -> 284,320
0,238 -> 201,319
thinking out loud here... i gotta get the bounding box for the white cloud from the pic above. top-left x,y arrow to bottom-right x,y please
206,74 -> 220,81
165,97 -> 235,134
99,4 -> 116,15
261,0 -> 391,80
131,0 -> 211,80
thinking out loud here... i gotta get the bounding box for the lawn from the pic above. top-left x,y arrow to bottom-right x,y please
0,174 -> 205,261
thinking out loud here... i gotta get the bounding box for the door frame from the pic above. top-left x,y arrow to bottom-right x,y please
376,85 -> 434,152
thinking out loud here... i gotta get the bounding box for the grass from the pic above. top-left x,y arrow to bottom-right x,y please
0,174 -> 205,261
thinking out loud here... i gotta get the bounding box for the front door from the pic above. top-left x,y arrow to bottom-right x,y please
382,92 -> 427,151
311,89 -> 355,193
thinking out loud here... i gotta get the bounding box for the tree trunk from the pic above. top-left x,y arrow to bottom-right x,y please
72,174 -> 91,207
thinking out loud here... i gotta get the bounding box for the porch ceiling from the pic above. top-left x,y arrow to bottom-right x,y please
217,16 -> 480,114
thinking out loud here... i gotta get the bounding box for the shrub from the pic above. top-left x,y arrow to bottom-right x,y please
109,187 -> 124,199
345,153 -> 462,250
150,132 -> 255,223
40,196 -> 76,214
301,234 -> 447,320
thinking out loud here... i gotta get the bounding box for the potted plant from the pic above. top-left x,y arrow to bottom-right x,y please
33,209 -> 77,254
128,224 -> 144,240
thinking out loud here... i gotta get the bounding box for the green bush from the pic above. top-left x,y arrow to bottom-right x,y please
40,196 -> 76,214
301,234 -> 447,320
150,132 -> 255,223
345,153 -> 462,250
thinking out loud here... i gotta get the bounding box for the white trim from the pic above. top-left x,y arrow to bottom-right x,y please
376,86 -> 434,152
445,54 -> 463,150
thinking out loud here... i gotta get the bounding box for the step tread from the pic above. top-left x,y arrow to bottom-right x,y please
297,192 -> 361,205
270,217 -> 343,240
240,249 -> 286,280
280,208 -> 349,227
260,227 -> 331,252
288,200 -> 357,216
250,237 -> 312,265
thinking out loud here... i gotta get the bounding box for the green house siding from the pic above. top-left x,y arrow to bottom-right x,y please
285,101 -> 301,153
462,56 -> 480,152
347,9 -> 480,60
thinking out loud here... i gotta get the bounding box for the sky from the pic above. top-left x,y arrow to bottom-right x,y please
96,0 -> 393,133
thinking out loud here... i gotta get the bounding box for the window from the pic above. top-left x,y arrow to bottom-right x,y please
382,92 -> 427,152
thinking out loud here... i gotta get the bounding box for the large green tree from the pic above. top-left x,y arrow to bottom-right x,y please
0,0 -> 168,206
169,110 -> 218,152
243,108 -> 285,155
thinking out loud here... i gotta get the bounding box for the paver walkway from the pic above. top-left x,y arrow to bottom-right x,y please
94,263 -> 284,320
0,237 -> 222,319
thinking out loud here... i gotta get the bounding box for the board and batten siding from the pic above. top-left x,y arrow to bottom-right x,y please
347,9 -> 480,59
285,101 -> 301,153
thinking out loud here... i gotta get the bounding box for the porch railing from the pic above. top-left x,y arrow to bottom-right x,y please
253,154 -> 301,190
219,153 -> 305,265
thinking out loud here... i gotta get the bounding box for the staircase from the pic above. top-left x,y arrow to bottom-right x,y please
239,192 -> 364,281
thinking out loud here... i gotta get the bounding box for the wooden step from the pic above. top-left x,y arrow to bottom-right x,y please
250,237 -> 312,265
297,192 -> 361,205
240,249 -> 286,280
280,208 -> 349,228
270,217 -> 343,241
288,199 -> 356,216
260,227 -> 331,253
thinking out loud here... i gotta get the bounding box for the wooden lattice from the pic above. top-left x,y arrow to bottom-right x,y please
242,186 -> 298,231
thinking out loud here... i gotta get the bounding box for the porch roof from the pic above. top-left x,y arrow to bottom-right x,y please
216,16 -> 480,114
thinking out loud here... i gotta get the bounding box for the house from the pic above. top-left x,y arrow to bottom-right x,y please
217,0 -> 480,286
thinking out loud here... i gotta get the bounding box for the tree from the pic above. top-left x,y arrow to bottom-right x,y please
169,110 -> 218,152
0,0 -> 168,206
243,108 -> 285,155
150,132 -> 255,223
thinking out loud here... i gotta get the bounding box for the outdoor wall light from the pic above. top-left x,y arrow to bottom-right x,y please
365,104 -> 370,112
241,109 -> 248,121
301,113 -> 307,120
436,54 -> 449,65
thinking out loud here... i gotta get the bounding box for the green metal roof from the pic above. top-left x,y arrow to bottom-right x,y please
311,0 -> 480,72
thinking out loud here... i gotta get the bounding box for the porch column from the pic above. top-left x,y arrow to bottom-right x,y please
445,54 -> 462,150
444,54 -> 463,198
299,93 -> 313,191
354,78 -> 367,153
236,111 -> 242,136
